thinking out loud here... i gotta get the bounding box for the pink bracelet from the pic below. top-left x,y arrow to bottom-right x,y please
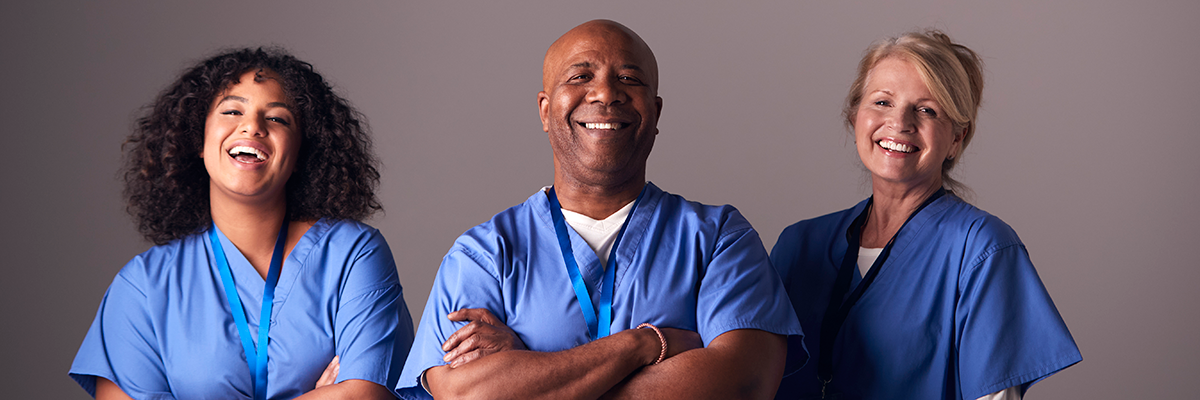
637,323 -> 667,365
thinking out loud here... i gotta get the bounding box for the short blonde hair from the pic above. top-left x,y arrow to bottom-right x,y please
843,29 -> 984,193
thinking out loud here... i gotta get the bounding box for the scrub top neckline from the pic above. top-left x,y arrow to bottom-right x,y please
208,218 -> 330,323
533,183 -> 661,308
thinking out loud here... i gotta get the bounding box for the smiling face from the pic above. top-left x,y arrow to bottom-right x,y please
855,56 -> 964,194
202,70 -> 300,207
538,20 -> 662,188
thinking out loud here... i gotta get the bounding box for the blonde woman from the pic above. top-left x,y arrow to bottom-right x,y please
771,31 -> 1080,400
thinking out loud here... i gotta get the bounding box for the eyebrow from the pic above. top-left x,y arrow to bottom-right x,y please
215,95 -> 248,105
567,62 -> 643,72
214,95 -> 292,110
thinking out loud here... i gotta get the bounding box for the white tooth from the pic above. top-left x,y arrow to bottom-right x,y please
585,122 -> 619,130
228,146 -> 264,158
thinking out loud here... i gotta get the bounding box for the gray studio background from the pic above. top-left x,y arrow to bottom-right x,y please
2,1 -> 1196,398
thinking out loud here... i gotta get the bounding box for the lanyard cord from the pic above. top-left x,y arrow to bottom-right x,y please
547,186 -> 645,340
209,221 -> 288,400
817,188 -> 945,394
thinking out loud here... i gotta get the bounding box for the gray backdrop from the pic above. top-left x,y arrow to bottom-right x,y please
2,1 -> 1196,398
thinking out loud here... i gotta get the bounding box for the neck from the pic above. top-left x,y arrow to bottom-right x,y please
862,178 -> 942,248
210,193 -> 291,278
552,170 -> 645,220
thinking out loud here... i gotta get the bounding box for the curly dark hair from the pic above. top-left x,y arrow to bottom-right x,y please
124,47 -> 382,245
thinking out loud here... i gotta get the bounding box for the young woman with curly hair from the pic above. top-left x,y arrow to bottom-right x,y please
70,48 -> 413,400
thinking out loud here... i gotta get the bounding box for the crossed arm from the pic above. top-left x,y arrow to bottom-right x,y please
95,358 -> 395,400
425,308 -> 787,400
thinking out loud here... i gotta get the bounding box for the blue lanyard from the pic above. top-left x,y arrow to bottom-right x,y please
209,222 -> 288,400
547,186 -> 644,341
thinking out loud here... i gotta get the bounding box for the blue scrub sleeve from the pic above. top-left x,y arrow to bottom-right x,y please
332,231 -> 415,391
396,247 -> 503,400
956,241 -> 1082,399
69,261 -> 176,400
695,218 -> 805,349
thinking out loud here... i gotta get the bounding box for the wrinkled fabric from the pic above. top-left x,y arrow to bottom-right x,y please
70,219 -> 414,399
772,193 -> 1081,400
397,183 -> 804,399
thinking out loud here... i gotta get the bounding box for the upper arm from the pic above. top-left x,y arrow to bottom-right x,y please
396,247 -> 504,398
333,231 -> 415,390
70,267 -> 175,399
95,377 -> 136,400
956,230 -> 1080,398
695,221 -> 802,346
704,328 -> 789,390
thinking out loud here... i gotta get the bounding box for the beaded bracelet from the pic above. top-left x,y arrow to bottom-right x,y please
636,323 -> 667,365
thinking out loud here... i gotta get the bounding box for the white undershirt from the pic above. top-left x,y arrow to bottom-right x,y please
857,246 -> 883,276
856,247 -> 1022,400
560,200 -> 635,266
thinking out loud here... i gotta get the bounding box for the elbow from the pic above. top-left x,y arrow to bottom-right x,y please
425,369 -> 496,400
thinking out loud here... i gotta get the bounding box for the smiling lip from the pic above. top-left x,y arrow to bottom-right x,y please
577,121 -> 631,130
225,140 -> 271,166
877,138 -> 918,154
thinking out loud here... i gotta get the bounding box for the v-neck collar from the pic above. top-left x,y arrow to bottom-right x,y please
534,183 -> 661,296
834,193 -> 956,288
206,219 -> 325,324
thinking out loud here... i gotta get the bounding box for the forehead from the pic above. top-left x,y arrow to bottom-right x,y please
865,57 -> 932,94
544,24 -> 658,85
218,70 -> 288,99
560,33 -> 642,61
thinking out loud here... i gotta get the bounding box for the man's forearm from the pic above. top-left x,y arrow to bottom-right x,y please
600,329 -> 787,400
426,327 -> 662,400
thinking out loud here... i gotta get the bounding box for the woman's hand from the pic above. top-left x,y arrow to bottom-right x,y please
314,356 -> 339,389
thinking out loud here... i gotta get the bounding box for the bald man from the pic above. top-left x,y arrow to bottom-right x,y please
395,20 -> 804,400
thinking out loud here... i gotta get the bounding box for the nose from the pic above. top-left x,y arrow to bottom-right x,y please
586,76 -> 627,106
886,108 -> 916,133
239,115 -> 267,137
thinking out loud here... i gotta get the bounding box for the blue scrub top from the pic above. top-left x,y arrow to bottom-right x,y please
772,193 -> 1081,400
70,219 -> 414,400
396,183 -> 805,399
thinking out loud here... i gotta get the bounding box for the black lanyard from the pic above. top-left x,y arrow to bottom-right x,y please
817,188 -> 945,398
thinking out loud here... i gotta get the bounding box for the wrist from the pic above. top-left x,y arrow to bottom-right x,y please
636,323 -> 667,366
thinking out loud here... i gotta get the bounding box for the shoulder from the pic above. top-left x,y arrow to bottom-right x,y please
770,202 -> 862,281
298,219 -> 395,262
440,194 -> 544,279
307,218 -> 397,269
780,204 -> 861,242
924,195 -> 1030,274
930,195 -> 1023,250
311,218 -> 384,244
113,233 -> 207,297
649,184 -> 754,237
